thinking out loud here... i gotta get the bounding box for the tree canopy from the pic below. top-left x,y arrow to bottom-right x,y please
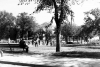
16,12 -> 36,39
0,11 -> 16,39
76,8 -> 100,40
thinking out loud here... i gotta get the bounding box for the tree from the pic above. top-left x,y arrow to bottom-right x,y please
83,8 -> 100,39
61,23 -> 73,43
76,11 -> 97,42
89,8 -> 100,38
19,0 -> 85,52
9,25 -> 20,40
0,11 -> 16,39
16,12 -> 36,39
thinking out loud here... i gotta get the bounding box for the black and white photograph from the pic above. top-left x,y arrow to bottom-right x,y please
0,0 -> 100,67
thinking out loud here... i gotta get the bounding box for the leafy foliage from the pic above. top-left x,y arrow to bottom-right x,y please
90,8 -> 100,19
76,8 -> 100,40
61,23 -> 72,36
84,8 -> 100,37
16,12 -> 36,39
0,11 -> 16,39
61,23 -> 72,43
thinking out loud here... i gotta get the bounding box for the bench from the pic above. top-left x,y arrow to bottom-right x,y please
0,43 -> 29,57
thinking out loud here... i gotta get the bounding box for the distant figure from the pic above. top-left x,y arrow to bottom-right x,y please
34,41 -> 38,47
33,35 -> 38,47
43,37 -> 46,45
32,39 -> 34,45
34,38 -> 39,47
0,50 -> 3,57
19,39 -> 29,52
39,35 -> 43,45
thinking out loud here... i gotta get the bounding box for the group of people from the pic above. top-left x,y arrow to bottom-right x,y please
31,34 -> 54,47
19,33 -> 55,50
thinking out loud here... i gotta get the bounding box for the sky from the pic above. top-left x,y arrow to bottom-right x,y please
0,0 -> 100,26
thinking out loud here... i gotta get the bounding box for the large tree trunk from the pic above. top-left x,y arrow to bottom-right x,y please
52,0 -> 63,52
56,24 -> 61,52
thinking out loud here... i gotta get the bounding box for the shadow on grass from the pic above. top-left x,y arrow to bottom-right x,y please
52,51 -> 100,59
3,50 -> 23,54
3,50 -> 44,56
0,60 -> 58,67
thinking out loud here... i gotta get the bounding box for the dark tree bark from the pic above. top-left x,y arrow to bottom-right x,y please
53,0 -> 64,52
56,23 -> 61,52
52,0 -> 61,52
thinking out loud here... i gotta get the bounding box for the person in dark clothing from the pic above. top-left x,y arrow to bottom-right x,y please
19,39 -> 29,52
32,39 -> 34,45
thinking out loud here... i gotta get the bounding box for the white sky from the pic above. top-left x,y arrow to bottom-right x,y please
0,0 -> 100,26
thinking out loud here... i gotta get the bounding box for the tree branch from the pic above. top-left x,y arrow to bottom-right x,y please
59,0 -> 64,23
45,16 -> 54,28
52,0 -> 59,24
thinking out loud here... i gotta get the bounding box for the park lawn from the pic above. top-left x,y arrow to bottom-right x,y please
1,45 -> 100,67
1,44 -> 100,56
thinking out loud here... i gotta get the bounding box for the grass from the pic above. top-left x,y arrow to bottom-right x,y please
1,44 -> 100,58
52,51 -> 100,59
1,44 -> 100,67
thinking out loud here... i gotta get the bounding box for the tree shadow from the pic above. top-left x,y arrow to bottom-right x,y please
0,60 -> 58,67
3,50 -> 23,54
2,49 -> 45,56
52,51 -> 100,59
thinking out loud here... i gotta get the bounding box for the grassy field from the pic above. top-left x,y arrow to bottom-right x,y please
1,43 -> 100,67
1,44 -> 100,57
